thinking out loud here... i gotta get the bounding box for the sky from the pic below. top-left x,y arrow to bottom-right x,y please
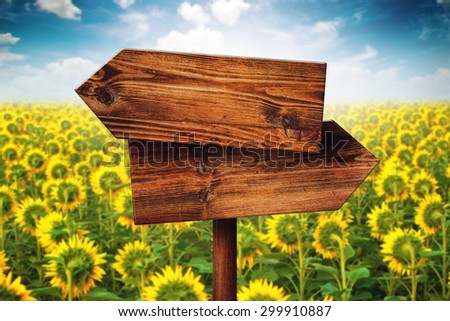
0,0 -> 449,101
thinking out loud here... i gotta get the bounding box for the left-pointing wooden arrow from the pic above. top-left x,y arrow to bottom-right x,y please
75,49 -> 326,153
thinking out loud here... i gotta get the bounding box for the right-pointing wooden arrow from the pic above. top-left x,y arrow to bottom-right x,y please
128,120 -> 379,224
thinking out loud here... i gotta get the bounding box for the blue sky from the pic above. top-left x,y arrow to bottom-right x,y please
1,0 -> 449,100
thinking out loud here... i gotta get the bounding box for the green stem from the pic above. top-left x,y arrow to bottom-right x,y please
442,216 -> 447,298
296,231 -> 305,300
331,234 -> 347,301
0,199 -> 4,252
168,225 -> 174,267
406,243 -> 417,301
65,269 -> 73,301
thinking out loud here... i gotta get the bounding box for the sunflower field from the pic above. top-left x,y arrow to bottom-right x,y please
0,101 -> 449,301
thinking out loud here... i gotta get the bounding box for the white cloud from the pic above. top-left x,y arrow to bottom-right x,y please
210,0 -> 250,26
36,0 -> 81,20
115,8 -> 163,40
113,0 -> 135,9
178,2 -> 210,25
0,47 -> 26,65
156,26 -> 224,53
0,33 -> 20,45
409,68 -> 450,98
0,57 -> 98,99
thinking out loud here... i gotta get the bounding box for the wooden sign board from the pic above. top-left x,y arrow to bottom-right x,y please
129,121 -> 378,224
76,50 -> 326,153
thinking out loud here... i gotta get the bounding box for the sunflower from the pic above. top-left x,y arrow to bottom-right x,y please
14,198 -> 50,235
87,151 -> 104,168
374,164 -> 409,201
380,228 -> 429,276
0,250 -> 10,275
74,161 -> 91,180
313,212 -> 349,259
24,147 -> 47,172
367,203 -> 402,241
41,178 -> 61,201
142,265 -> 208,301
413,150 -> 429,170
237,279 -> 289,301
70,138 -> 89,154
51,177 -> 86,212
1,143 -> 19,161
415,194 -> 447,235
264,214 -> 305,254
0,185 -> 18,219
44,235 -> 106,299
112,240 -> 153,286
45,157 -> 70,180
5,160 -> 28,185
0,272 -> 36,301
44,139 -> 62,155
36,212 -> 86,252
237,221 -> 263,270
113,188 -> 136,231
394,144 -> 413,164
90,166 -> 129,196
409,171 -> 438,202
163,222 -> 194,232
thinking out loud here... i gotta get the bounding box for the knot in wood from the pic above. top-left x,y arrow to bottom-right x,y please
198,186 -> 214,204
94,86 -> 115,105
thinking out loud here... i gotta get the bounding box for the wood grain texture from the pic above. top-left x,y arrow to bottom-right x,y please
213,218 -> 237,301
76,49 -> 326,152
129,121 -> 379,224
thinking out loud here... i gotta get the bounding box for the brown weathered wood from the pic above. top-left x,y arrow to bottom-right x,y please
129,121 -> 378,224
213,218 -> 237,301
76,49 -> 326,152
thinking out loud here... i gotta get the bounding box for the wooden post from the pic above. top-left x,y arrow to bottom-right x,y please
213,218 -> 237,301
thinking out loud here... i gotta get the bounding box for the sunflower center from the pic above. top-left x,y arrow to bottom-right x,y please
90,155 -> 103,167
51,164 -> 69,179
376,211 -> 398,233
414,180 -> 433,199
100,172 -> 122,193
77,165 -> 91,177
24,205 -> 48,227
28,153 -> 44,169
4,147 -> 17,160
319,223 -> 344,249
398,149 -> 412,163
392,236 -> 423,265
383,175 -> 407,197
57,183 -> 80,203
122,250 -> 149,279
73,139 -> 89,153
47,142 -> 60,155
423,203 -> 444,228
416,154 -> 428,168
247,293 -> 277,301
0,286 -> 19,300
57,248 -> 95,287
156,281 -> 198,301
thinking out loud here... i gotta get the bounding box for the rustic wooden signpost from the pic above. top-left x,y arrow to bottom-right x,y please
76,49 -> 378,301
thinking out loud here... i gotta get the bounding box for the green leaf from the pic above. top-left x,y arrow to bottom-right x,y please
81,288 -> 125,301
349,267 -> 370,286
188,258 -> 212,273
311,263 -> 339,276
251,269 -> 278,281
31,287 -> 62,299
384,296 -> 408,301
420,251 -> 447,258
321,282 -> 339,295
344,246 -> 355,260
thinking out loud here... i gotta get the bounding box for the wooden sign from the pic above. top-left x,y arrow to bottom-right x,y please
129,121 -> 378,224
76,49 -> 378,301
76,50 -> 326,152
